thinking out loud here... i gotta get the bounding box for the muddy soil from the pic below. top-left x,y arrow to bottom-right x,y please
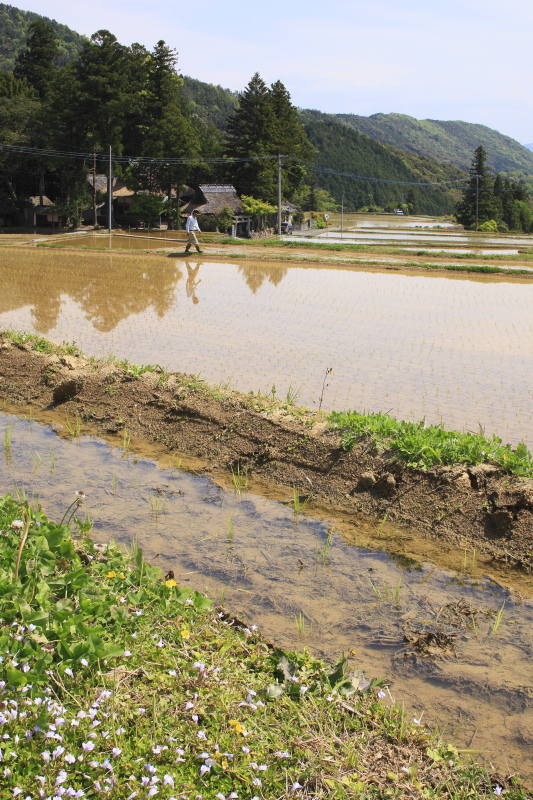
1,336 -> 532,572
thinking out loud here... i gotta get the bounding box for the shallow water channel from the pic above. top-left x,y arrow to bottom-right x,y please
1,411 -> 532,779
2,248 -> 533,446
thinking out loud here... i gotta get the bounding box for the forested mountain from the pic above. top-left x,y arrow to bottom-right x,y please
299,109 -> 465,214
177,85 -> 466,214
0,3 -> 85,71
335,112 -> 533,176
181,76 -> 238,131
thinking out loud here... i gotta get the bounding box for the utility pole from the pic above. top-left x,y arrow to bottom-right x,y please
277,154 -> 282,237
108,146 -> 112,234
475,173 -> 479,232
341,192 -> 344,235
92,150 -> 97,228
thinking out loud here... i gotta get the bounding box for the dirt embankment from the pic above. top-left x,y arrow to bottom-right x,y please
1,336 -> 532,572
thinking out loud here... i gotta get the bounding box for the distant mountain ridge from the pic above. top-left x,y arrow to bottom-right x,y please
334,112 -> 533,176
0,3 -> 86,71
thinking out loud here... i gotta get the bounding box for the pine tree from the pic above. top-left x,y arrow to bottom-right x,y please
14,20 -> 59,98
225,74 -> 315,202
455,145 -> 500,229
270,80 -> 315,199
225,73 -> 277,202
406,188 -> 419,215
122,40 -> 198,224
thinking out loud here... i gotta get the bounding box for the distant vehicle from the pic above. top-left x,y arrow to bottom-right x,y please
280,221 -> 293,234
393,209 -> 404,215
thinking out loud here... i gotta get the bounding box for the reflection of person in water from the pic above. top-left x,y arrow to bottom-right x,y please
185,262 -> 202,304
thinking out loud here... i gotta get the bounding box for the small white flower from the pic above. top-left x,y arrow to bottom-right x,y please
377,689 -> 386,699
290,782 -> 302,791
112,747 -> 121,757
64,668 -> 74,678
197,730 -> 207,740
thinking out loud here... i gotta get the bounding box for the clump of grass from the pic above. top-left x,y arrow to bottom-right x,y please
4,330 -> 55,353
230,464 -> 248,494
4,424 -> 12,450
330,409 -> 533,477
488,602 -> 506,637
65,416 -> 81,437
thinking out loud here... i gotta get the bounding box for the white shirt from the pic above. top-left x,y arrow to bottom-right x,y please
186,214 -> 200,232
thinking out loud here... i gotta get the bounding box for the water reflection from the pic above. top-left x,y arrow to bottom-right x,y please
237,263 -> 288,293
0,249 -> 182,333
2,249 -> 533,446
185,262 -> 202,304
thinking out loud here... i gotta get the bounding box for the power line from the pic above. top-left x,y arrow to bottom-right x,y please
1,142 -> 530,194
0,143 -> 279,165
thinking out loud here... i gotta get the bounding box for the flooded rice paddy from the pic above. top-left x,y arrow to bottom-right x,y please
1,410 -> 532,778
1,247 -> 533,445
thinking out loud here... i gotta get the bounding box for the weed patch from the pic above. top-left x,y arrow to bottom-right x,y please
330,409 -> 533,476
0,494 -> 529,798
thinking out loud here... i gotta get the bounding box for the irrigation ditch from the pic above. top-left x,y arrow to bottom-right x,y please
1,333 -> 533,780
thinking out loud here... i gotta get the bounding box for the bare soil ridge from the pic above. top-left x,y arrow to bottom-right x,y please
1,335 -> 532,572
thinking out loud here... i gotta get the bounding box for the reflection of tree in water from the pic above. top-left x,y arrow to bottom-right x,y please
81,258 -> 182,332
0,251 -> 182,333
237,264 -> 287,294
31,295 -> 62,333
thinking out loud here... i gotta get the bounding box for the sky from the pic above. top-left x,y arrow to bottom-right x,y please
14,0 -> 533,144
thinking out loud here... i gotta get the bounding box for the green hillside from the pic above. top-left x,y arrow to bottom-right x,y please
335,112 -> 533,176
0,3 -> 85,71
181,75 -> 238,131
300,110 -> 464,214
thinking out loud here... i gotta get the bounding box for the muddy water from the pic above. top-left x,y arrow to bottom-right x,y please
0,411 -> 532,778
2,248 -> 533,446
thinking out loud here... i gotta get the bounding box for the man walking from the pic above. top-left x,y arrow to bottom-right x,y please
185,209 -> 202,253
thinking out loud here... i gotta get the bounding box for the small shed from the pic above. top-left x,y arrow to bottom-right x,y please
180,184 -> 251,237
24,196 -> 60,227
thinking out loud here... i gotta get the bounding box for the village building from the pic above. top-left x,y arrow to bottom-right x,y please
179,184 -> 251,237
23,195 -> 60,227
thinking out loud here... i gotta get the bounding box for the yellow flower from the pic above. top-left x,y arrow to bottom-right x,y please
228,720 -> 245,734
107,571 -> 116,578
119,573 -> 126,579
180,630 -> 190,639
165,579 -> 177,588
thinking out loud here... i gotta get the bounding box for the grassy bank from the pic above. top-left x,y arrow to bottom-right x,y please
0,494 -> 530,799
330,410 -> 533,477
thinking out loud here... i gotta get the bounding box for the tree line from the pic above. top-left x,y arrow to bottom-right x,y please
456,146 -> 533,232
0,21 -> 313,226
